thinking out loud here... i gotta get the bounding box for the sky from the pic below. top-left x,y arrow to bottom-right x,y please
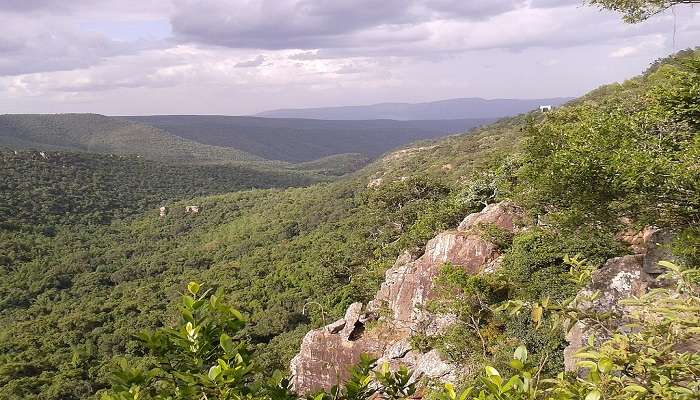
0,0 -> 698,115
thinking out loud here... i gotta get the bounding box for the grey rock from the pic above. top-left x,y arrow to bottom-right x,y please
643,229 -> 676,274
564,254 -> 651,372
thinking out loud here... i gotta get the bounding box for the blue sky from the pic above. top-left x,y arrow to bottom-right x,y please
0,0 -> 698,115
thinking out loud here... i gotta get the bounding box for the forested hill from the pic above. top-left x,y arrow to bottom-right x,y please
0,113 -> 260,163
122,115 -> 493,163
0,49 -> 697,400
0,151 -> 325,230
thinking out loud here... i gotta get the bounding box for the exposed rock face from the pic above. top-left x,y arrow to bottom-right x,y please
617,225 -> 656,254
563,254 -> 651,371
368,232 -> 498,329
457,202 -> 523,233
289,304 -> 391,393
563,225 -> 676,371
290,202 -> 523,394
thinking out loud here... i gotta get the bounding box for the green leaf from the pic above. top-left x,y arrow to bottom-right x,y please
576,360 -> 597,370
484,366 -> 500,377
585,390 -> 601,400
657,260 -> 679,271
444,383 -> 456,400
575,352 -> 600,360
509,359 -> 524,371
220,333 -> 234,354
623,385 -> 647,393
531,305 -> 543,328
208,365 -> 221,381
187,282 -> 201,295
513,345 -> 528,363
597,358 -> 614,374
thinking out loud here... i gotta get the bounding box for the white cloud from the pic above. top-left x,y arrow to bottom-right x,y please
0,0 -> 698,114
610,46 -> 641,58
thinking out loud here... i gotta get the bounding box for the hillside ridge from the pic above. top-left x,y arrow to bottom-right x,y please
256,97 -> 572,120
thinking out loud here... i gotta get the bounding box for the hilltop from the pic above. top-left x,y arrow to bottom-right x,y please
0,151 -> 326,230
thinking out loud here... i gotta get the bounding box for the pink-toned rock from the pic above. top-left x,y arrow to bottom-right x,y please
458,201 -> 524,233
290,323 -> 391,394
373,232 -> 498,329
290,202 -> 524,393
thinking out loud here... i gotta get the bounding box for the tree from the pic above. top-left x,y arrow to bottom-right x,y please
588,0 -> 700,22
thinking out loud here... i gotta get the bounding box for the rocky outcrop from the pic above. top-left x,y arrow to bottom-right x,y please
290,202 -> 524,394
563,226 -> 676,371
563,254 -> 651,371
457,202 -> 523,233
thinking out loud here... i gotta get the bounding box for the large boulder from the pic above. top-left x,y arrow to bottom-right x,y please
289,304 -> 396,394
563,223 -> 678,372
290,202 -> 523,393
457,201 -> 524,233
563,254 -> 651,371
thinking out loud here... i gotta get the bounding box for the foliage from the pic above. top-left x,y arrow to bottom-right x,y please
103,282 -> 253,399
519,52 -> 699,231
0,171 -> 474,399
0,113 -> 258,163
587,0 -> 700,22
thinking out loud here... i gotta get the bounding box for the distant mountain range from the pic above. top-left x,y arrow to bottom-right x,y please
0,97 -> 567,167
125,115 -> 494,163
256,97 -> 572,120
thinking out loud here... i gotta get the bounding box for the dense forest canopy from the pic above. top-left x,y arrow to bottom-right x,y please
0,151 -> 327,231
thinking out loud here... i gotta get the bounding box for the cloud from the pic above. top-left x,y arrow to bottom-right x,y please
0,0 -> 172,17
610,46 -> 640,58
0,1 -> 172,76
169,0 -> 527,50
609,35 -> 665,58
0,0 -> 698,115
530,0 -> 583,9
166,0 -> 692,58
0,15 -> 140,76
235,55 -> 266,68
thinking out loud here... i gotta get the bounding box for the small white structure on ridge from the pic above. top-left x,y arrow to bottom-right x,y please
539,105 -> 553,113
